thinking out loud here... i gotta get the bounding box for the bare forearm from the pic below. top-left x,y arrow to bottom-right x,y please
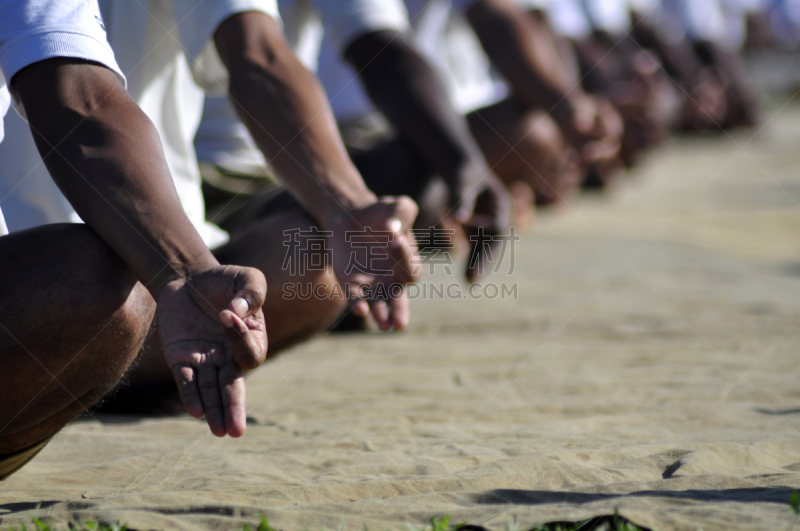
630,16 -> 704,83
215,12 -> 376,226
345,30 -> 487,183
14,59 -> 218,296
466,0 -> 575,115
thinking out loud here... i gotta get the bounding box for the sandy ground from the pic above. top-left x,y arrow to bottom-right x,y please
3,102 -> 800,530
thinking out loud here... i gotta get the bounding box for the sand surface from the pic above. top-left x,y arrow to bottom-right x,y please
3,103 -> 800,530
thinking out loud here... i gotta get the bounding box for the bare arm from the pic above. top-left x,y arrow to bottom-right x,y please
465,0 -> 622,164
214,12 -> 419,329
13,58 -> 218,294
214,12 -> 377,226
465,0 -> 581,121
12,58 -> 268,437
344,30 -> 493,221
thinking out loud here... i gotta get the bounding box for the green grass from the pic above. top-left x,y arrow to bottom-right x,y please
4,513 -> 647,531
26,495 -> 800,531
1,513 -> 649,531
243,514 -> 279,531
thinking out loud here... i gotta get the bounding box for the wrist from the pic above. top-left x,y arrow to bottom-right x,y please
317,177 -> 378,230
550,96 -> 578,130
150,248 -> 220,300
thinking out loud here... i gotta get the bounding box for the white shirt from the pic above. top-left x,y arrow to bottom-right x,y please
0,0 -> 124,237
278,0 -> 409,54
582,0 -> 632,35
546,0 -> 593,39
513,0 -> 551,10
660,0 -> 727,45
0,0 -> 278,247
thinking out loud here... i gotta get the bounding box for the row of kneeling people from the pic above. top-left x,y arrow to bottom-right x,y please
0,0 -> 766,478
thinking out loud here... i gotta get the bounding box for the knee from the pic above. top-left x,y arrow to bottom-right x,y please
494,111 -> 579,206
102,281 -> 156,382
267,266 -> 347,354
59,224 -> 156,383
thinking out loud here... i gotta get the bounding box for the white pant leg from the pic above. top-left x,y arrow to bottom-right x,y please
0,109 -> 78,232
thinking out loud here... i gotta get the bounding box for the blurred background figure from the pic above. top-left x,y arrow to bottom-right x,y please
197,0 -> 512,286
769,0 -> 800,47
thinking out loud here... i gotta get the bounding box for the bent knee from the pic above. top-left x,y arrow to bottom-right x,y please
519,111 -> 566,156
267,268 -> 347,354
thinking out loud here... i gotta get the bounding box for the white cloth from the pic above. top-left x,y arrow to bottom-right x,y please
514,0 -> 551,10
195,97 -> 268,176
0,0 -> 124,117
405,0 -> 508,114
196,0 -> 408,170
659,0 -> 728,45
0,0 -> 278,247
718,0 -> 770,50
547,0 -> 593,38
0,0 -> 125,237
440,8 -> 509,113
0,84 -> 8,148
278,0 -> 409,54
581,0 -> 632,35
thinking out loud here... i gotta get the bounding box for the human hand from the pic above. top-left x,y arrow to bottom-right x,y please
327,196 -> 420,331
563,94 -> 623,167
443,160 -> 512,283
157,266 -> 267,437
683,70 -> 728,130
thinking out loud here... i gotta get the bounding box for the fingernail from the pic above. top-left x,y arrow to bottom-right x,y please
389,218 -> 402,235
220,311 -> 234,328
232,297 -> 249,316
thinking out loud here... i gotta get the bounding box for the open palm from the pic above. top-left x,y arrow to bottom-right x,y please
157,266 -> 267,437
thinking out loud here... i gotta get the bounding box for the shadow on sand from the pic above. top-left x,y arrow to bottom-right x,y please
472,487 -> 796,507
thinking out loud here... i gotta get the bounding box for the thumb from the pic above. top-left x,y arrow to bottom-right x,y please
229,267 -> 267,318
450,186 -> 476,224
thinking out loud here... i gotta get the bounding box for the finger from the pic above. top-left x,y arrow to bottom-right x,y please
197,362 -> 226,437
171,362 -> 204,419
465,178 -> 511,234
490,181 -> 513,234
231,267 -> 268,318
388,230 -> 420,285
369,299 -> 391,331
218,362 -> 247,438
352,299 -> 369,317
464,224 -> 500,284
380,195 -> 419,228
451,187 -> 477,224
372,197 -> 422,282
389,290 -> 410,331
220,309 -> 268,371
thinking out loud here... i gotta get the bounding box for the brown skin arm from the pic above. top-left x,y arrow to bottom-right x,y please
343,30 -> 511,282
213,12 -> 377,225
465,0 -> 622,167
344,30 -> 499,223
464,0 -> 577,123
13,58 -> 218,294
12,58 -> 268,437
214,12 -> 420,329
